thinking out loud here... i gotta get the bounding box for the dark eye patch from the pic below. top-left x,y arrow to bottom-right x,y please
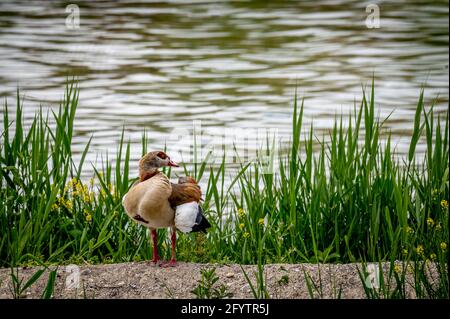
157,151 -> 167,159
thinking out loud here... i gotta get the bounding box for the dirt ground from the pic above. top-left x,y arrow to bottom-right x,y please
0,261 -> 417,299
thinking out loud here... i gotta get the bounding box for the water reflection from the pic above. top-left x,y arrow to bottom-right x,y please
0,0 -> 448,178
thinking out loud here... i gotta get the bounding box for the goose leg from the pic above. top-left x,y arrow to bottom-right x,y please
160,227 -> 177,267
150,229 -> 160,264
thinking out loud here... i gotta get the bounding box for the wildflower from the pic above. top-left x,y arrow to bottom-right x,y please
258,218 -> 265,226
402,249 -> 408,256
239,223 -> 245,229
85,214 -> 92,223
64,199 -> 73,210
243,232 -> 250,238
406,226 -> 414,234
100,189 -> 107,198
427,217 -> 434,226
83,194 -> 91,203
393,264 -> 401,274
51,203 -> 59,211
237,208 -> 245,218
430,253 -> 437,261
440,242 -> 447,251
416,245 -> 424,256
435,223 -> 442,231
441,200 -> 448,209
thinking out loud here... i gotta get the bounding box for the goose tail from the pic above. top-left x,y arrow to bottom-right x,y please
174,202 -> 211,233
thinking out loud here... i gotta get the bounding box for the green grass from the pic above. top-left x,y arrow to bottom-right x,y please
0,81 -> 448,298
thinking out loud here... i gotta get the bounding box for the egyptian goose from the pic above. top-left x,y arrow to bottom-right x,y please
122,151 -> 211,267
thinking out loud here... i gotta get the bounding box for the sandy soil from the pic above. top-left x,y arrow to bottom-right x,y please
0,261 -> 419,299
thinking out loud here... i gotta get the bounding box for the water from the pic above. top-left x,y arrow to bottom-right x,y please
0,0 -> 448,178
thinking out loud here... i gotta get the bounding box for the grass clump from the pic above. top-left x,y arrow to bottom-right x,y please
191,267 -> 233,299
0,80 -> 448,299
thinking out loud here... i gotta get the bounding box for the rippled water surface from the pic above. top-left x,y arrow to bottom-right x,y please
0,0 -> 448,175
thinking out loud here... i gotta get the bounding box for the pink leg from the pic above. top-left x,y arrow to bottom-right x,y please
160,229 -> 177,267
150,229 -> 160,264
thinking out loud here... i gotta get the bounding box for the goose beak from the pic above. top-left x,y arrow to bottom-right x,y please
168,159 -> 179,167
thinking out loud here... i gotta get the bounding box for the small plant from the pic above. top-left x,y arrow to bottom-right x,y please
82,281 -> 96,299
191,267 -> 233,299
240,264 -> 270,299
303,267 -> 323,299
277,275 -> 289,286
41,269 -> 57,299
8,267 -> 57,299
9,267 -> 45,299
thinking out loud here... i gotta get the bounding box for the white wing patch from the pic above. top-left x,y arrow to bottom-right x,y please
174,201 -> 199,233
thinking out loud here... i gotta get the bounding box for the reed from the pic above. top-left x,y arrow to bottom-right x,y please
0,81 -> 448,298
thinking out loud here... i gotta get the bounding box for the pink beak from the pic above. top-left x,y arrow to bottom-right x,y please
168,159 -> 179,167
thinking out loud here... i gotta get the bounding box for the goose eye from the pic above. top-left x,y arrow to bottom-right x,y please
157,152 -> 167,159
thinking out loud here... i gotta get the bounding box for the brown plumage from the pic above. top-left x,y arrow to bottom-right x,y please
169,177 -> 201,208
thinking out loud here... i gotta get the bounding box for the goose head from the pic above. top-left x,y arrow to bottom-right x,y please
139,151 -> 179,181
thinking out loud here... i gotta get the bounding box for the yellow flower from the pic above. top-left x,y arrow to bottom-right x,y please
427,217 -> 434,226
258,218 -> 265,226
393,264 -> 401,274
406,226 -> 414,234
85,214 -> 92,223
51,203 -> 59,211
402,249 -> 408,255
239,223 -> 245,229
440,242 -> 447,251
64,199 -> 73,210
243,232 -> 250,238
237,208 -> 245,218
430,253 -> 437,261
83,194 -> 91,203
441,200 -> 448,209
435,223 -> 442,231
416,245 -> 424,255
